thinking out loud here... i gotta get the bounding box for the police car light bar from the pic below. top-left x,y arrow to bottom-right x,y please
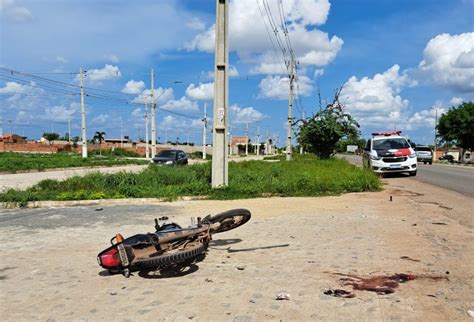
371,131 -> 402,136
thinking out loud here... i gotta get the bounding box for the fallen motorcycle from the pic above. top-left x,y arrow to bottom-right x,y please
97,209 -> 251,278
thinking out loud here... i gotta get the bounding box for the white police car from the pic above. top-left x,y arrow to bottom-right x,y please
362,131 -> 417,176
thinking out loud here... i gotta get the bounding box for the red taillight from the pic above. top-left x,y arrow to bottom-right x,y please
99,248 -> 121,268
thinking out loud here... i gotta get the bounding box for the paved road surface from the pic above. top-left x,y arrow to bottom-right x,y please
340,155 -> 474,197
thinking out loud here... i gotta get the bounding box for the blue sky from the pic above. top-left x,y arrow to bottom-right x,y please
1,0 -> 473,145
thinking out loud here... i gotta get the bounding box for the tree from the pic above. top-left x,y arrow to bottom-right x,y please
93,131 -> 106,155
437,102 -> 473,150
297,88 -> 360,159
42,132 -> 60,143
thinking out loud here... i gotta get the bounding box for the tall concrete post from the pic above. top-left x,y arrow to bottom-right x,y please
211,0 -> 229,188
286,58 -> 295,161
245,123 -> 249,156
150,68 -> 157,158
202,102 -> 207,160
145,97 -> 150,159
80,67 -> 87,158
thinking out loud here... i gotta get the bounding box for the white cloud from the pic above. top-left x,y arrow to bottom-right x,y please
131,107 -> 143,119
55,56 -> 68,63
407,101 -> 446,130
229,104 -> 266,124
419,32 -> 474,92
449,97 -> 464,106
340,65 -> 412,127
104,54 -> 120,63
185,0 -> 342,73
200,65 -> 239,80
185,82 -> 214,101
161,96 -> 199,113
132,87 -> 174,105
258,75 -> 313,100
0,81 -> 47,110
44,103 -> 79,122
186,17 -> 205,31
83,64 -> 121,82
0,0 -> 33,22
314,69 -> 324,77
91,114 -> 109,125
121,80 -> 145,94
229,65 -> 239,77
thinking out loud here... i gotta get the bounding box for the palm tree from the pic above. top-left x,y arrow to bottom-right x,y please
93,131 -> 106,155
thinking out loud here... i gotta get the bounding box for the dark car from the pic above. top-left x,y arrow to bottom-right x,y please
438,154 -> 455,163
151,149 -> 188,165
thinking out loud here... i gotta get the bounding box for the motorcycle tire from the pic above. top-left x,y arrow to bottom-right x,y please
207,208 -> 251,234
135,242 -> 206,269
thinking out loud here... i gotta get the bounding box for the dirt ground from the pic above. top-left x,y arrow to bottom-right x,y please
0,177 -> 473,321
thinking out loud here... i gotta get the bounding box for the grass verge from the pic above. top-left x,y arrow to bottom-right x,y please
0,155 -> 381,207
0,151 -> 148,173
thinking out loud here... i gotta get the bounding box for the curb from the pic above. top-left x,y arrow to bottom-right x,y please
1,196 -> 209,209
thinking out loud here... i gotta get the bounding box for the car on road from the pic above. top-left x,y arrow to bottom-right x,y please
151,149 -> 188,165
415,146 -> 433,164
439,154 -> 455,163
362,131 -> 417,176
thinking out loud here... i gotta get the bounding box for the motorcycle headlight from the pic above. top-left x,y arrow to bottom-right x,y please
165,160 -> 174,165
370,155 -> 382,160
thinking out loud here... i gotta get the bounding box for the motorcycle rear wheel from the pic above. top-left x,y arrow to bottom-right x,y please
207,208 -> 251,234
135,242 -> 206,269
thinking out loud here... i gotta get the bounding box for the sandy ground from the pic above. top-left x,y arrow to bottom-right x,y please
0,177 -> 473,321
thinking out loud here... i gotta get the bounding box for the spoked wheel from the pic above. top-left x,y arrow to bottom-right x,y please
135,241 -> 206,269
206,208 -> 251,234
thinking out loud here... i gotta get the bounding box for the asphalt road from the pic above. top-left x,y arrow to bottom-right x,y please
340,155 -> 474,197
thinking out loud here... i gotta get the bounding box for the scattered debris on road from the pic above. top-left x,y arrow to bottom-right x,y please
432,222 -> 448,225
275,292 -> 290,300
323,289 -> 355,298
95,207 -> 103,211
400,256 -> 421,262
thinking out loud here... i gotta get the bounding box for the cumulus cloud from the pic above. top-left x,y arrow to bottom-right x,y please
185,82 -> 214,101
340,65 -> 412,127
82,64 -> 121,82
121,80 -> 145,94
449,97 -> 464,106
229,104 -> 266,124
104,54 -> 120,63
185,0 -> 342,73
0,0 -> 33,22
258,75 -> 313,100
160,96 -> 199,112
419,32 -> 474,92
91,114 -> 109,125
0,81 -> 46,110
15,102 -> 80,123
186,17 -> 205,31
132,87 -> 174,105
406,101 -> 446,130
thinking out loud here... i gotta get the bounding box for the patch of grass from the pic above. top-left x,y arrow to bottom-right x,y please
0,152 -> 148,173
0,155 -> 381,206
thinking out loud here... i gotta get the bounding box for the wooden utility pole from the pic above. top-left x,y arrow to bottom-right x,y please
211,0 -> 229,187
150,68 -> 156,158
80,67 -> 87,158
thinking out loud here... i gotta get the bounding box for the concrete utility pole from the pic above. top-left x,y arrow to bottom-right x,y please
286,57 -> 295,161
8,120 -> 12,134
80,67 -> 87,158
68,119 -> 71,143
145,97 -> 150,159
211,0 -> 229,188
120,117 -> 124,148
256,125 -> 260,156
202,102 -> 207,160
245,123 -> 249,156
433,107 -> 439,161
150,68 -> 157,158
228,123 -> 232,156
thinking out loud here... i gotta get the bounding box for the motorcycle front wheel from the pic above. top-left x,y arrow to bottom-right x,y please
207,208 -> 251,234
